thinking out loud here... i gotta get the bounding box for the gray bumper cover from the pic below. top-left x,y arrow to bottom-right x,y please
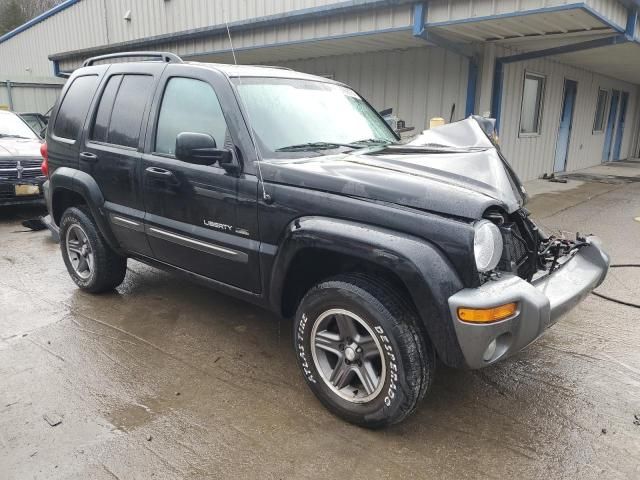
448,236 -> 609,369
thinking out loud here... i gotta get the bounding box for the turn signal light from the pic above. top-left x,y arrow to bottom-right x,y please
457,303 -> 517,323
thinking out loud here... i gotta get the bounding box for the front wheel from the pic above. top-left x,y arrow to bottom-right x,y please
293,274 -> 435,428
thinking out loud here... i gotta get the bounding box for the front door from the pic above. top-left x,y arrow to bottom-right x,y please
553,79 -> 577,173
141,65 -> 261,293
613,91 -> 629,161
603,89 -> 620,162
80,63 -> 164,256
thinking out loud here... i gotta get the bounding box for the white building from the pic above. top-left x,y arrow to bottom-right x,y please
1,0 -> 639,181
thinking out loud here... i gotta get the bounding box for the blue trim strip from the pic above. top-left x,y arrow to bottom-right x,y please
465,60 -> 478,117
425,2 -> 625,33
491,61 -> 504,132
0,0 -> 80,44
412,3 -> 472,59
413,2 -> 427,36
626,8 -> 638,38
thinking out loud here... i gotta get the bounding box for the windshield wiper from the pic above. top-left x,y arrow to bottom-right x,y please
349,138 -> 394,146
276,139 -> 394,152
276,141 -> 357,152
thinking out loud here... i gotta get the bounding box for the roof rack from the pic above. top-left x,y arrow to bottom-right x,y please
83,51 -> 183,67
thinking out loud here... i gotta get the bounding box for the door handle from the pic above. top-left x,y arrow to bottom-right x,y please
145,166 -> 175,178
79,152 -> 98,162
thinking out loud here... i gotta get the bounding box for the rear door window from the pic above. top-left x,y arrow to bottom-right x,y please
53,75 -> 98,140
90,74 -> 153,148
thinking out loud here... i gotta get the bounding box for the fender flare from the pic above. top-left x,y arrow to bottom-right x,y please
269,216 -> 467,368
50,167 -> 122,253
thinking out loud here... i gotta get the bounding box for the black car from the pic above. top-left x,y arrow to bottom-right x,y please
43,52 -> 609,428
0,110 -> 46,206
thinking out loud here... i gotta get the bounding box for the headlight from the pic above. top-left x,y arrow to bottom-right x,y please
473,220 -> 503,272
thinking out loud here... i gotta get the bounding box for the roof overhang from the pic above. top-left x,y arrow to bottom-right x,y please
425,4 -> 624,44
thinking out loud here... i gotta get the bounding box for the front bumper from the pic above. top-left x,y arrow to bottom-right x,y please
448,236 -> 609,369
0,178 -> 45,206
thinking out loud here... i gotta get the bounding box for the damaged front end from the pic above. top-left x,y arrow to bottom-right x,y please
483,207 -> 593,284
432,117 -> 610,369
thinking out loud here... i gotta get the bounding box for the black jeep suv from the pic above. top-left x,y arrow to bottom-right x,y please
43,52 -> 609,428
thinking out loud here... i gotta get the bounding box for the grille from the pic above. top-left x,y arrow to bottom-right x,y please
0,159 -> 42,180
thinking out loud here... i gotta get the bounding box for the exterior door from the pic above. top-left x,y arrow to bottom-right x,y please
80,63 -> 164,256
553,79 -> 577,173
612,91 -> 629,161
602,89 -> 620,162
141,65 -> 261,293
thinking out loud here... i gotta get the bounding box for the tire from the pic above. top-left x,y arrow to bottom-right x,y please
59,206 -> 127,293
293,273 -> 435,428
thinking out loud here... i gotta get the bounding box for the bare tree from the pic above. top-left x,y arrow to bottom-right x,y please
0,0 -> 64,35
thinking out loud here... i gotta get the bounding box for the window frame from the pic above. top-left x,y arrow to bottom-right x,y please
87,73 -> 153,151
151,75 -> 231,159
518,71 -> 546,138
593,88 -> 609,134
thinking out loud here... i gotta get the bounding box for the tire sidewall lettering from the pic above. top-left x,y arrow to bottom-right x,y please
374,325 -> 399,407
296,313 -> 317,384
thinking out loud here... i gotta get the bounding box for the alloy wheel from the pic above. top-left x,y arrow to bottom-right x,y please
310,308 -> 386,403
65,224 -> 94,280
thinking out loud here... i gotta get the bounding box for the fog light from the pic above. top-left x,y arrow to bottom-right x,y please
457,302 -> 517,323
483,339 -> 497,362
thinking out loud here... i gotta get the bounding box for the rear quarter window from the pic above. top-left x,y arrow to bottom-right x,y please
53,75 -> 98,141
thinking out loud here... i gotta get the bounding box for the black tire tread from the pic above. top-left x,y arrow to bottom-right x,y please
298,273 -> 435,428
60,206 -> 127,293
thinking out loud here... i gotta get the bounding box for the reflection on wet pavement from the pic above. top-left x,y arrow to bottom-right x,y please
1,183 -> 639,479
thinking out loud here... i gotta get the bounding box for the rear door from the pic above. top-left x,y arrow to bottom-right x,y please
79,63 -> 164,256
141,64 -> 261,293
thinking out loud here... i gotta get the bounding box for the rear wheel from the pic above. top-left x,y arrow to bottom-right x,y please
60,206 -> 127,293
293,274 -> 435,428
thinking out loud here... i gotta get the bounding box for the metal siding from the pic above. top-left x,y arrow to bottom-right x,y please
427,0 -> 627,29
499,47 -> 638,181
275,46 -> 470,133
0,84 -> 61,112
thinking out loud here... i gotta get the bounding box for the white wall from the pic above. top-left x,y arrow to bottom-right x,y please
499,50 -> 638,181
278,46 -> 470,133
0,83 -> 61,113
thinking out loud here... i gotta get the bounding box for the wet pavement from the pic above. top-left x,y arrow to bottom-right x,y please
1,173 -> 640,479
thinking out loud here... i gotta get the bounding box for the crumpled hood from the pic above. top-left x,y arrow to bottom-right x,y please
261,118 -> 526,219
0,137 -> 42,158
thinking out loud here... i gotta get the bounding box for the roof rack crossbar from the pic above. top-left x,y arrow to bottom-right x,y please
83,51 -> 183,67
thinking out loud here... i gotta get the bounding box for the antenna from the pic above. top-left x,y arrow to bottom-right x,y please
222,9 -> 271,203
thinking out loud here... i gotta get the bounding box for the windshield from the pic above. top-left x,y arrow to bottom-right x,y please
232,77 -> 397,158
0,112 -> 39,140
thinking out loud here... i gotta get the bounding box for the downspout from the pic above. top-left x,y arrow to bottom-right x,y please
6,80 -> 14,110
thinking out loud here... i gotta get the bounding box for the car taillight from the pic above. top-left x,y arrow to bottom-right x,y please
40,142 -> 49,177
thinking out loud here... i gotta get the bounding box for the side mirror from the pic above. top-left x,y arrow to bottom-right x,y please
175,132 -> 234,167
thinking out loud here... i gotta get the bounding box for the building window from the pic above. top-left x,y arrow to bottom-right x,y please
519,72 -> 546,136
593,88 -> 608,133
